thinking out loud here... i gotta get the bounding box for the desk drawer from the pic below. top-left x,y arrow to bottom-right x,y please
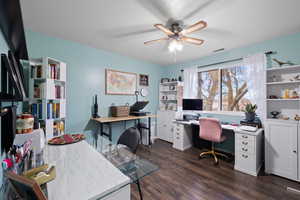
236,152 -> 255,169
173,133 -> 183,147
236,134 -> 255,145
174,124 -> 184,131
174,131 -> 182,138
237,144 -> 255,155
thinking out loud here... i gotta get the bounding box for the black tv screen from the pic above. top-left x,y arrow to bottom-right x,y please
0,0 -> 28,60
183,99 -> 203,111
0,0 -> 28,101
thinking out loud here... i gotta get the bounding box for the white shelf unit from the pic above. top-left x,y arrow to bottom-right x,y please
157,81 -> 183,143
265,65 -> 300,182
159,81 -> 183,111
266,65 -> 300,120
29,57 -> 67,140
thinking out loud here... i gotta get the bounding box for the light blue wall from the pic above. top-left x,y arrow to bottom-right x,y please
25,30 -> 163,141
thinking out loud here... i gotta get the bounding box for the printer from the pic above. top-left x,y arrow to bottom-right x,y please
130,101 -> 149,116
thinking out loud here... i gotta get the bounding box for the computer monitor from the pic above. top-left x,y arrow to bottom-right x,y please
183,99 -> 203,111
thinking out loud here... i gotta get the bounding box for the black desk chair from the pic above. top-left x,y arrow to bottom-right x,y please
117,127 -> 144,200
117,127 -> 140,153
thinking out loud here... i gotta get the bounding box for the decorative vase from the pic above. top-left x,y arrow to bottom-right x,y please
245,112 -> 256,122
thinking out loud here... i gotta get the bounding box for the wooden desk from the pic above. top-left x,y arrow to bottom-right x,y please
92,115 -> 156,145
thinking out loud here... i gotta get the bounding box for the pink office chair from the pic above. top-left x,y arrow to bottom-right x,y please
199,118 -> 228,165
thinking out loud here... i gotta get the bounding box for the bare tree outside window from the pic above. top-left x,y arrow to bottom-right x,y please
198,70 -> 220,111
197,65 -> 252,111
221,66 -> 251,111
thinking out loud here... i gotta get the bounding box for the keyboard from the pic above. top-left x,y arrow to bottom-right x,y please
239,125 -> 258,132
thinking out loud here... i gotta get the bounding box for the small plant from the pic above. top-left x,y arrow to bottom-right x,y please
243,104 -> 257,113
243,104 -> 257,122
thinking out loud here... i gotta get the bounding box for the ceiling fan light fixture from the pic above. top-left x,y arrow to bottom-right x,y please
168,39 -> 183,53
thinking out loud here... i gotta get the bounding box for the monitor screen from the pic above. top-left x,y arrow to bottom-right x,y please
183,99 -> 203,111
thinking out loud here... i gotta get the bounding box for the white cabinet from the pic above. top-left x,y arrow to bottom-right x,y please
299,123 -> 300,181
234,129 -> 263,176
172,122 -> 192,151
265,120 -> 298,181
157,110 -> 175,143
102,185 -> 130,200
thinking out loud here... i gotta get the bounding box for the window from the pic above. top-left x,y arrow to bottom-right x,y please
198,69 -> 220,111
198,64 -> 252,111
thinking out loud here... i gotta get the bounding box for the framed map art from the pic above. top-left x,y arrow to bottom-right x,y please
105,69 -> 137,95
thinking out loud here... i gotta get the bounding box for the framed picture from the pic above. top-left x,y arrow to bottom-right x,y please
5,171 -> 47,200
139,74 -> 149,86
106,69 -> 137,95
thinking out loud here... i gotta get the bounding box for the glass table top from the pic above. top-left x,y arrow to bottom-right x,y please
88,134 -> 159,183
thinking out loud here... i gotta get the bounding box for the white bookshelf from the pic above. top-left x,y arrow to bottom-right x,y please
29,57 -> 67,139
159,81 -> 183,111
266,65 -> 300,121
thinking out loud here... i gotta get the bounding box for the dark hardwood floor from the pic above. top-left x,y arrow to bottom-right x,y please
131,139 -> 300,200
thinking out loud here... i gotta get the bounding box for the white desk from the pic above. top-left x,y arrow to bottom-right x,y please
44,141 -> 130,200
173,120 -> 264,176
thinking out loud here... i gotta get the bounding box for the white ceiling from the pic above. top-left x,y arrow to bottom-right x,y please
21,0 -> 300,66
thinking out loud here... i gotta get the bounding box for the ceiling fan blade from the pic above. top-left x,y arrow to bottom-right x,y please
154,24 -> 174,36
181,20 -> 207,35
181,36 -> 204,45
144,38 -> 169,45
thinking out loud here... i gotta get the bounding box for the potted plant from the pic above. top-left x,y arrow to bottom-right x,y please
243,104 -> 257,122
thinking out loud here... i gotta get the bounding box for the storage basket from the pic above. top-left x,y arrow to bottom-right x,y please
110,104 -> 130,117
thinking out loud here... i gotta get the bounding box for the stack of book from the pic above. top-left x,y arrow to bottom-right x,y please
33,83 -> 45,98
55,85 -> 65,99
47,102 -> 61,119
31,65 -> 43,78
48,63 -> 60,79
31,103 -> 43,119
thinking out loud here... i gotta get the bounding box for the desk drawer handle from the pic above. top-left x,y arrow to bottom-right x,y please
242,154 -> 248,159
242,135 -> 248,139
242,148 -> 248,152
176,137 -> 180,140
242,141 -> 248,145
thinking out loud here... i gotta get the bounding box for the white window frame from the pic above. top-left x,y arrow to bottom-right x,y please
197,61 -> 246,116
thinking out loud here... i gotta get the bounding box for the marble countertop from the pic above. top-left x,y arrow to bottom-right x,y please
43,141 -> 130,200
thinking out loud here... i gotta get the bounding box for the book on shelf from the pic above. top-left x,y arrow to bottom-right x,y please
53,121 -> 65,136
48,63 -> 60,80
33,82 -> 64,99
31,102 -> 61,120
54,85 -> 65,99
48,102 -> 60,119
33,83 -> 45,98
31,65 -> 43,79
31,103 -> 38,118
30,103 -> 43,119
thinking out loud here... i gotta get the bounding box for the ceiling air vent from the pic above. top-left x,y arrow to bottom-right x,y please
213,48 -> 225,53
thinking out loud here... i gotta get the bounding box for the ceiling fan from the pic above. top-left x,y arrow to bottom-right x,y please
144,20 -> 207,52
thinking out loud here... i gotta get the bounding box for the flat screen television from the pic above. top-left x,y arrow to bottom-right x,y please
0,0 -> 28,101
0,0 -> 28,60
183,99 -> 203,111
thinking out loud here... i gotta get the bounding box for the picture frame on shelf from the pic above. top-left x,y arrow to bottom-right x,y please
105,69 -> 137,95
139,74 -> 149,86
